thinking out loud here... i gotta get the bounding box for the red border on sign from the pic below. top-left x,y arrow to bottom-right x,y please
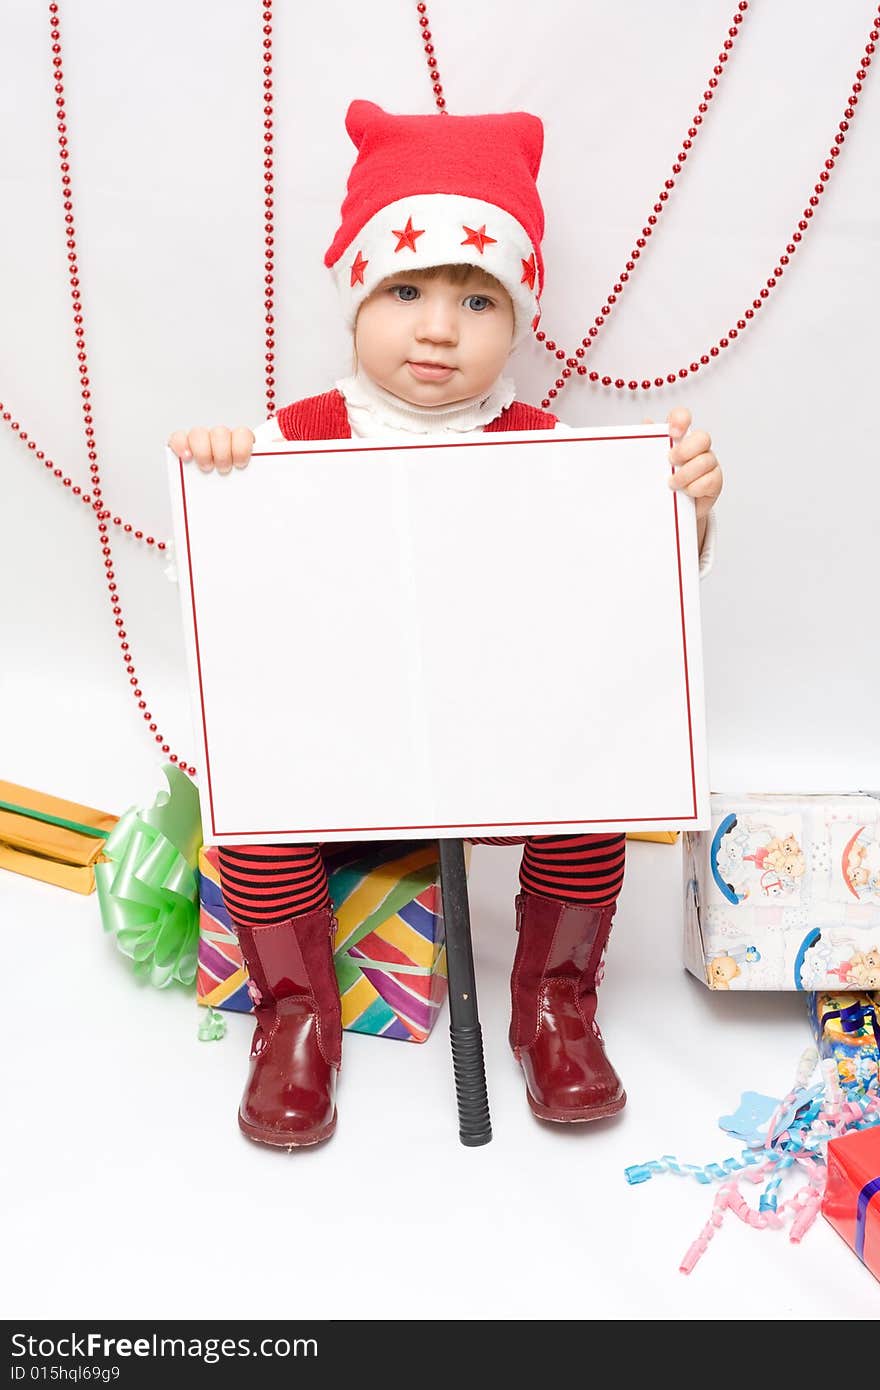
177,431 -> 699,838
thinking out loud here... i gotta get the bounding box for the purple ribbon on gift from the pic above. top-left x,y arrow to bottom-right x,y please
823,1002 -> 880,1052
856,1176 -> 880,1260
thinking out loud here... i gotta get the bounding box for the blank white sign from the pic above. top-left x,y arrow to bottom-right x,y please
167,425 -> 709,843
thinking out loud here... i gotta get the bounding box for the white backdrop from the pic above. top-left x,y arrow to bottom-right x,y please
3,1 -> 880,1325
1,0 -> 878,812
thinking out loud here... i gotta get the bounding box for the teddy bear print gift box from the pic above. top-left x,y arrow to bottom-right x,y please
683,793 -> 880,991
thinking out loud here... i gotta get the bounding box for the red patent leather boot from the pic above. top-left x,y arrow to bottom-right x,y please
509,889 -> 625,1122
236,907 -> 341,1148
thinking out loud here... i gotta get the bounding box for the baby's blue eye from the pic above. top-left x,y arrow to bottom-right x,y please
388,286 -> 493,310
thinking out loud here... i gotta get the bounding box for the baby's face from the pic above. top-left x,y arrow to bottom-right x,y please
354,268 -> 515,406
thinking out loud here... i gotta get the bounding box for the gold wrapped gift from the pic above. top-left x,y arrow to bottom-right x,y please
0,779 -> 118,894
626,831 -> 679,845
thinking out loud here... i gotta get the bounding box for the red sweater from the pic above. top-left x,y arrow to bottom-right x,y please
275,388 -> 557,441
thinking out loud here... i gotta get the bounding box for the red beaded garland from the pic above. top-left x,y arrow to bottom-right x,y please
2,409 -> 167,545
536,0 -> 750,405
526,2 -> 878,405
36,2 -> 193,775
416,1 -> 876,406
417,1 -> 756,404
5,15 -> 175,549
414,2 -> 448,114
263,1 -> 276,416
8,1 -> 877,783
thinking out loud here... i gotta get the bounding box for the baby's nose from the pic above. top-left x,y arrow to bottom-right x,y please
417,305 -> 458,341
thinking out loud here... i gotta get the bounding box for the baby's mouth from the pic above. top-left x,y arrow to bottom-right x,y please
406,361 -> 456,381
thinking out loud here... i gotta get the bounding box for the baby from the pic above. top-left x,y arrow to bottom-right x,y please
170,101 -> 723,1149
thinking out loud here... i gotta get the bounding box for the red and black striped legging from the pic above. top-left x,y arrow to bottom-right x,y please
218,834 -> 626,932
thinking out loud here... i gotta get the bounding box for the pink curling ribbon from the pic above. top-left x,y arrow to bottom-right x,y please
631,1042 -> 880,1275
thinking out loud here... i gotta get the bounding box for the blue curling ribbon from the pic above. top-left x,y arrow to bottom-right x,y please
624,1148 -> 766,1187
625,1161 -> 665,1186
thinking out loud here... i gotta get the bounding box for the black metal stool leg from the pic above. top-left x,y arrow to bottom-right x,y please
438,837 -> 492,1147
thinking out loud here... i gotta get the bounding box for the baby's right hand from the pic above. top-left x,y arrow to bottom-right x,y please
167,426 -> 255,476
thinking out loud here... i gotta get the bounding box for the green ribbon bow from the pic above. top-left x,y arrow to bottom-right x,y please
95,764 -> 203,989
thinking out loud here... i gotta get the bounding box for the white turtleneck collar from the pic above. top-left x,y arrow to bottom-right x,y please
334,367 -> 516,437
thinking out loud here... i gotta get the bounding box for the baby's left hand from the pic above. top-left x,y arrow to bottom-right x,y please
658,407 -> 723,521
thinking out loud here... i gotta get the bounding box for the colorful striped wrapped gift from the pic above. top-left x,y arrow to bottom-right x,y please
196,841 -> 450,1042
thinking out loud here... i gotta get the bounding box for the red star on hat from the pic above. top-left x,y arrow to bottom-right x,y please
350,250 -> 369,286
391,216 -> 425,253
520,253 -> 537,290
461,224 -> 497,254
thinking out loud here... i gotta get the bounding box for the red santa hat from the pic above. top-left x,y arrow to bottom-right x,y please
324,100 -> 546,346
